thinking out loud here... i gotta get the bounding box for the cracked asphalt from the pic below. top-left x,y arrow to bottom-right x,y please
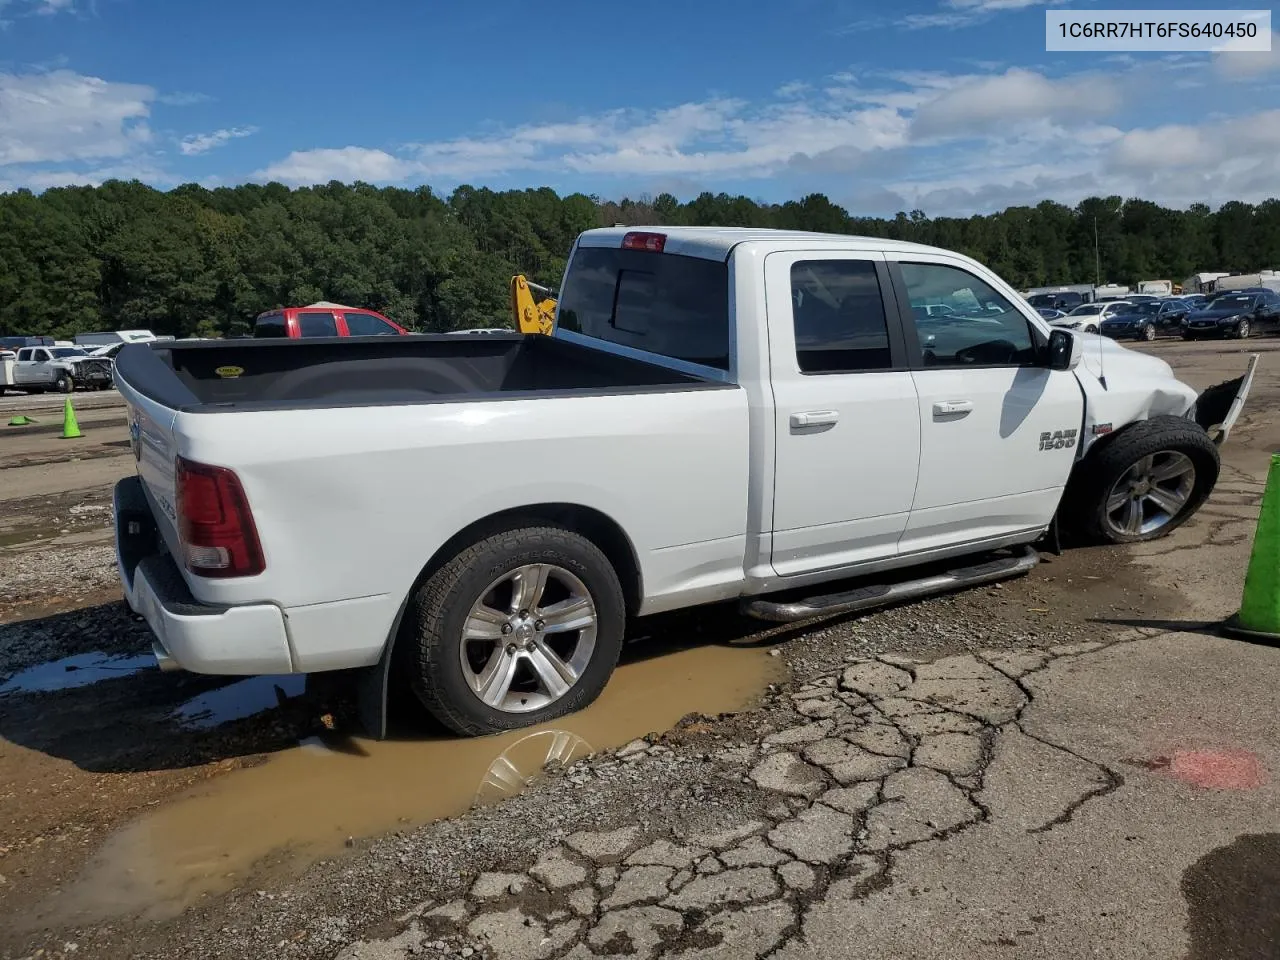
327,629 -> 1278,960
3,341 -> 1279,960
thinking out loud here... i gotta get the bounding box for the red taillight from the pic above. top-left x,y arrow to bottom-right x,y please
174,456 -> 265,578
621,231 -> 666,252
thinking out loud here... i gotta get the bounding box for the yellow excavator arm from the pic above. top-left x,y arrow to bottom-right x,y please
510,275 -> 557,335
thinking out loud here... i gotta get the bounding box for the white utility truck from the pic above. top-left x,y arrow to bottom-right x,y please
110,227 -> 1257,737
1,344 -> 115,393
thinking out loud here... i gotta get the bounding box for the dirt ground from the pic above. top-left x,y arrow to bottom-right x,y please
0,338 -> 1275,960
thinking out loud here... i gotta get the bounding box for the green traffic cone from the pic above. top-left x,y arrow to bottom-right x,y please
60,396 -> 82,439
7,415 -> 35,426
1223,452 -> 1280,642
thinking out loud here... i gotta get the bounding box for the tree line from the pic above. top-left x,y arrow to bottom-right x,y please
1,179 -> 1278,339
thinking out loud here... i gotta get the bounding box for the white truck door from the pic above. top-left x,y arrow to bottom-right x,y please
765,250 -> 922,576
15,348 -> 43,385
885,254 -> 1083,554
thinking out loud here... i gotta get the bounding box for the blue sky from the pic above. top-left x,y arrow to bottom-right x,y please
0,0 -> 1277,215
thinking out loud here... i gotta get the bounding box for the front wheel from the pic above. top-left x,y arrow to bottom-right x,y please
405,524 -> 626,736
54,372 -> 73,393
1236,319 -> 1251,339
1061,416 -> 1220,545
1141,323 -> 1156,342
1084,324 -> 1098,334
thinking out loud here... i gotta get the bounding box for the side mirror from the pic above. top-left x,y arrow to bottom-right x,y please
1047,328 -> 1080,371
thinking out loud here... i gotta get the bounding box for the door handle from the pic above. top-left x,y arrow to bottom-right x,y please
932,400 -> 973,416
790,410 -> 840,429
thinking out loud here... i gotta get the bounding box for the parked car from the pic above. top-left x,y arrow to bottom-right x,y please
1099,299 -> 1190,341
1053,300 -> 1133,333
1183,291 -> 1280,340
1174,294 -> 1210,312
110,227 -> 1255,738
0,345 -> 114,392
1027,291 -> 1087,312
253,303 -> 408,338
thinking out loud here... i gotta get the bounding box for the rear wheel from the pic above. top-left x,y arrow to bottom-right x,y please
405,524 -> 626,736
1083,324 -> 1099,334
1062,416 -> 1219,545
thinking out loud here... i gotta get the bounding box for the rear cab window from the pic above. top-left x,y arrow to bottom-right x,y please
254,313 -> 288,338
556,244 -> 730,372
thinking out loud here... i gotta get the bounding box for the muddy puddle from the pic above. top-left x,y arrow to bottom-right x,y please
38,638 -> 781,927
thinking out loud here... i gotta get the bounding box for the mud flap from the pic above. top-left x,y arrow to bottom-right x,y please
354,644 -> 394,740
1193,353 -> 1259,445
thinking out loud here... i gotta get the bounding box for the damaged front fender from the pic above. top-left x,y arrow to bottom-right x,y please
1190,353 -> 1260,446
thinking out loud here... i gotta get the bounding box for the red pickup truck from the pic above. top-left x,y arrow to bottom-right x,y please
253,302 -> 408,338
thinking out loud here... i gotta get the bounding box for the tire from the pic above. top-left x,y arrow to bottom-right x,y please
1236,319 -> 1251,339
1142,323 -> 1156,342
1061,415 -> 1220,545
1084,324 -> 1098,334
54,372 -> 73,393
405,524 -> 626,736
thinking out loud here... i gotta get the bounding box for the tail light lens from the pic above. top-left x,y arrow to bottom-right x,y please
174,456 -> 265,578
621,231 -> 666,252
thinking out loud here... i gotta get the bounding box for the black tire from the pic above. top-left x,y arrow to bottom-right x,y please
55,372 -> 73,393
405,524 -> 626,736
1061,415 -> 1220,545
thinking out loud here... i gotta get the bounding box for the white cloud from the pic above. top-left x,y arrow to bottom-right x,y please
253,146 -> 419,185
1213,31 -> 1280,79
900,0 -> 1052,29
0,69 -> 153,164
179,125 -> 258,156
1108,111 -> 1280,171
911,68 -> 1121,139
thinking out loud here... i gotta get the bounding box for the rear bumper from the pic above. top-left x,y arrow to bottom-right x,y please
113,476 -> 296,675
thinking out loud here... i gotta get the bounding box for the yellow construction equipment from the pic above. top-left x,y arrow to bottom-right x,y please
510,275 -> 557,335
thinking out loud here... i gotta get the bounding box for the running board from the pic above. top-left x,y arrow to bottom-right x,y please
740,545 -> 1041,624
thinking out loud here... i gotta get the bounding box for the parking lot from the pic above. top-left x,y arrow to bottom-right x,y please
1,336 -> 1278,960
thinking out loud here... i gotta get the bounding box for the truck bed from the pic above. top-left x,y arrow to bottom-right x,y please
114,333 -> 725,412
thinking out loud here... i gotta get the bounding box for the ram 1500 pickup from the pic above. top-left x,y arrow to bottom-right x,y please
111,227 -> 1257,737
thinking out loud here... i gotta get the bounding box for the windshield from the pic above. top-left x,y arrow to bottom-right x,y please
1212,296 -> 1253,309
49,347 -> 87,358
1070,304 -> 1102,315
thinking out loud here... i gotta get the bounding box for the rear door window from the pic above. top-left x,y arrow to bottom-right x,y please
790,259 -> 894,373
557,245 -> 730,371
344,311 -> 399,336
297,311 -> 339,337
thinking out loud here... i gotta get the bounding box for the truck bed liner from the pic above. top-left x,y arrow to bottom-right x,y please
115,333 -> 728,412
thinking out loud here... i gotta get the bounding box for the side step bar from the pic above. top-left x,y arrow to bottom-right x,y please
740,545 -> 1041,624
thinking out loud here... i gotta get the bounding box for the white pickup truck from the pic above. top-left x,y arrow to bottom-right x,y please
110,227 -> 1256,737
0,344 -> 115,393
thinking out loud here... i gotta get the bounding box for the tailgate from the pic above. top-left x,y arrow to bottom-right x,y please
116,371 -> 183,559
